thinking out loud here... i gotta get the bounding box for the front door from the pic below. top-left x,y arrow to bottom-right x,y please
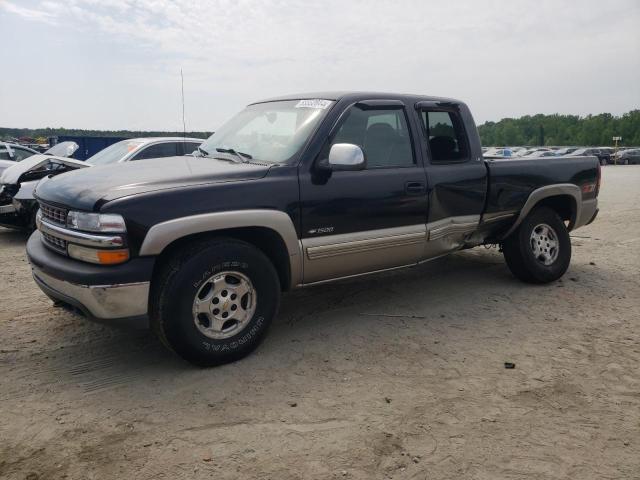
299,101 -> 429,284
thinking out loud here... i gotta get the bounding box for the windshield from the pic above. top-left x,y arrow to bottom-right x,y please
86,140 -> 145,166
198,99 -> 334,164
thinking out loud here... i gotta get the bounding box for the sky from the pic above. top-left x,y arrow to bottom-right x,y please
0,0 -> 638,131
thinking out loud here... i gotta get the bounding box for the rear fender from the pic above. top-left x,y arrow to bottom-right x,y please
501,184 -> 580,239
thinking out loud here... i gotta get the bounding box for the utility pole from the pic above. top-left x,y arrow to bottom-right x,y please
613,136 -> 622,165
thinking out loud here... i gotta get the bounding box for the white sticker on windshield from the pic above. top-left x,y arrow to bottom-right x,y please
295,99 -> 332,109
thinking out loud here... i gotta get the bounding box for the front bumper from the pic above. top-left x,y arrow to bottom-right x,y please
27,231 -> 154,322
0,203 -> 16,214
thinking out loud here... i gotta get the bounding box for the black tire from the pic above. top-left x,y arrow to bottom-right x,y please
150,238 -> 280,366
502,206 -> 571,284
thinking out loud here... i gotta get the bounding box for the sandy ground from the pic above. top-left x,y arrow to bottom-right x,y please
0,166 -> 638,480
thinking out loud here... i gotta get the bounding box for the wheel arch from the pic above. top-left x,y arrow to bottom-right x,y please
140,210 -> 302,291
501,184 -> 580,239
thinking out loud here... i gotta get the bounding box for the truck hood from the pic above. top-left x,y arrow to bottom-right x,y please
0,154 -> 88,185
34,156 -> 272,211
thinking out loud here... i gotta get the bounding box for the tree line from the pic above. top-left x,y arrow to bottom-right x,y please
0,127 -> 210,142
477,110 -> 639,147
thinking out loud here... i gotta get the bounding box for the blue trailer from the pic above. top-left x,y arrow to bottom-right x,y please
49,136 -> 127,160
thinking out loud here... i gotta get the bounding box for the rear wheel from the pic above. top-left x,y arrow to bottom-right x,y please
502,206 -> 571,283
150,238 -> 280,366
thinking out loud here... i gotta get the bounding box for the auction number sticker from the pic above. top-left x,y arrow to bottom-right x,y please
295,99 -> 332,109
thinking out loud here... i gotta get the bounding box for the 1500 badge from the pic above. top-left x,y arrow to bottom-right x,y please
308,226 -> 335,235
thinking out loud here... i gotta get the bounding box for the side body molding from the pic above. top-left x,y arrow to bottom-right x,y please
139,210 -> 302,287
501,184 -> 581,239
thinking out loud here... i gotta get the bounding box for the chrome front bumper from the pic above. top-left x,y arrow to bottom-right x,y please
0,203 -> 16,214
32,265 -> 149,320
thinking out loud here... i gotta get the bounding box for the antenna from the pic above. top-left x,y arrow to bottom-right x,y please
181,68 -> 186,140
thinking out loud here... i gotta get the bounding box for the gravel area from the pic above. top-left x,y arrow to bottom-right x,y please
1,166 -> 638,480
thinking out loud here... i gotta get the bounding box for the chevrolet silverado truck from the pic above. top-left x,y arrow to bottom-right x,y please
26,92 -> 600,366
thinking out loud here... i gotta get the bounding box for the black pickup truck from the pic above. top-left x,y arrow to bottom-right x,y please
26,92 -> 600,366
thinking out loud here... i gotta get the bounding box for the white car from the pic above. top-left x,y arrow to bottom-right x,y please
84,137 -> 204,166
0,143 -> 42,175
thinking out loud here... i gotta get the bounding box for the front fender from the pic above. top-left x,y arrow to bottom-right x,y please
138,209 -> 302,287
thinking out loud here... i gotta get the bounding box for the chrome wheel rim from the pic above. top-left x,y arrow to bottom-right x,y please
530,223 -> 559,266
192,271 -> 256,340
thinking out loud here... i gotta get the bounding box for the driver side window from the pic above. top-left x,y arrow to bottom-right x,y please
326,106 -> 414,168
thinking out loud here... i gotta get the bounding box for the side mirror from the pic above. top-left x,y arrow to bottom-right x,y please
321,143 -> 366,171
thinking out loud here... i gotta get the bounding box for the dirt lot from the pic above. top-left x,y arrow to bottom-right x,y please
0,166 -> 638,480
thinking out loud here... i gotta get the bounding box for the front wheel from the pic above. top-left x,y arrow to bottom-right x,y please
150,238 -> 281,366
502,206 -> 571,283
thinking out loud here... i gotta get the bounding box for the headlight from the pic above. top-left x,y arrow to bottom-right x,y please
67,211 -> 126,233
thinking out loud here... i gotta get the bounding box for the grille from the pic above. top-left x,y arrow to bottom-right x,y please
41,231 -> 68,254
40,202 -> 67,225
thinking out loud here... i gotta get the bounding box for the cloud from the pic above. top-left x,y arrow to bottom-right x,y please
0,0 -> 58,24
0,0 -> 638,129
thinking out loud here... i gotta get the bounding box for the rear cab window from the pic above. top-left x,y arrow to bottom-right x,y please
419,110 -> 469,163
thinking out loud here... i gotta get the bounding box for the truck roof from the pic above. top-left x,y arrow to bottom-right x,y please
252,91 -> 463,106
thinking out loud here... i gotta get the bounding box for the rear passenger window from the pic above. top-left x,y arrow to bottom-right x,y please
421,110 -> 469,163
132,142 -> 179,160
327,106 -> 414,168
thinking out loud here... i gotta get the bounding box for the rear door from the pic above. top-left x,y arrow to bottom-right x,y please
415,104 -> 487,257
298,100 -> 429,284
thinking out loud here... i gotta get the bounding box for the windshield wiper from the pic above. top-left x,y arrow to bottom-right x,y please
196,146 -> 210,157
216,148 -> 252,163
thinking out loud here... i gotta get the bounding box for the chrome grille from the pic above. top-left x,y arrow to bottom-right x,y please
39,202 -> 67,225
41,230 -> 68,254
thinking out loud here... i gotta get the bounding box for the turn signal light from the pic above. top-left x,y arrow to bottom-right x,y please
97,249 -> 130,264
68,244 -> 130,265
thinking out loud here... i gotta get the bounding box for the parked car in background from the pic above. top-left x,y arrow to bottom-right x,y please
613,148 -> 640,165
531,151 -> 557,157
570,148 -> 608,165
522,149 -> 555,157
84,137 -> 203,166
483,147 -> 515,157
597,147 -> 616,164
0,143 -> 39,174
0,141 -> 78,176
516,147 -> 552,157
555,147 -> 578,156
0,137 -> 203,231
